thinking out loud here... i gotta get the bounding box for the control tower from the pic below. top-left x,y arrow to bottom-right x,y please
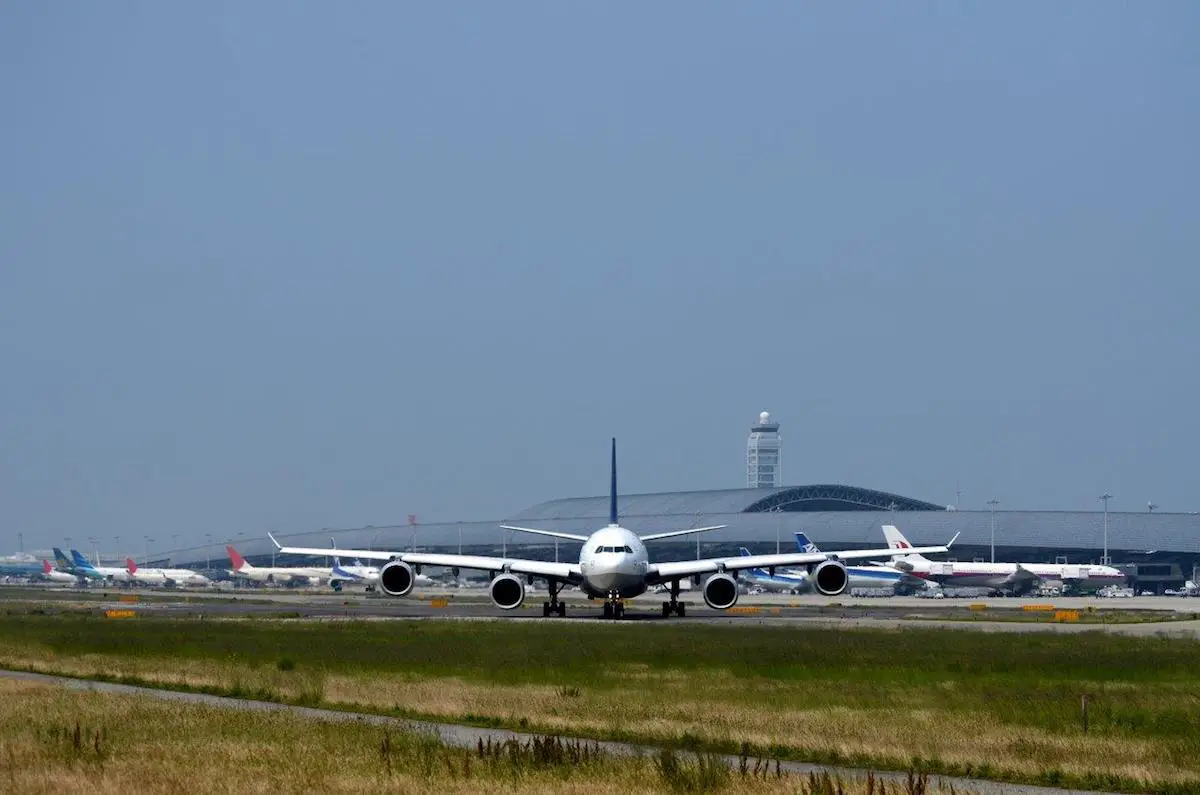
746,410 -> 782,488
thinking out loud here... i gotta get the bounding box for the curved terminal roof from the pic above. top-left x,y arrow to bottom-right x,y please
509,484 -> 946,522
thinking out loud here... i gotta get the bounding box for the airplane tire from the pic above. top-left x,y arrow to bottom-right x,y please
614,603 -> 625,619
661,602 -> 671,618
542,602 -> 551,617
557,603 -> 567,617
676,603 -> 686,617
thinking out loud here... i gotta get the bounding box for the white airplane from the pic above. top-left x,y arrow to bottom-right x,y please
881,525 -> 1126,595
271,439 -> 952,619
35,559 -> 78,585
125,558 -> 211,587
70,549 -> 133,583
226,546 -> 328,587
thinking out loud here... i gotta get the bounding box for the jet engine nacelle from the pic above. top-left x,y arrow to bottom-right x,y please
489,573 -> 525,610
379,560 -> 416,597
811,559 -> 848,596
702,572 -> 739,610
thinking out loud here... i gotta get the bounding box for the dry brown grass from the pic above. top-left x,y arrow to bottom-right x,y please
0,678 -> 967,795
0,644 -> 1192,790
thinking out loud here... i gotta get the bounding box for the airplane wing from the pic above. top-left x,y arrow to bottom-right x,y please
639,525 -> 727,542
271,539 -> 581,582
1000,564 -> 1044,587
649,543 -> 951,583
499,525 -> 590,542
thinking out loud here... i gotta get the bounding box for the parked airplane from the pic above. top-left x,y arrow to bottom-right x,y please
35,559 -> 78,584
881,526 -> 1125,595
271,439 -> 952,618
125,559 -> 211,587
738,548 -> 808,593
794,533 -> 930,594
0,553 -> 43,578
226,546 -> 328,587
737,533 -> 933,594
67,549 -> 131,583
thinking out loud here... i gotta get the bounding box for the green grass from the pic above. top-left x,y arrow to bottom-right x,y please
0,611 -> 1198,792
6,677 -> 958,795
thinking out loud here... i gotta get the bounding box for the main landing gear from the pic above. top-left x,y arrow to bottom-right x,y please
542,580 -> 566,617
661,580 -> 685,618
602,590 -> 625,619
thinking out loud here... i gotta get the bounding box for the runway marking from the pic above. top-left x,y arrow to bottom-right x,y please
0,669 -> 1122,795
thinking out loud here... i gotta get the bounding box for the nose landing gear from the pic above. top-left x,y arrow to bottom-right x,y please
602,590 -> 625,619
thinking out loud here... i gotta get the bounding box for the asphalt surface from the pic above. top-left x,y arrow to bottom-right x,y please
4,584 -> 1199,635
2,669 -> 1121,795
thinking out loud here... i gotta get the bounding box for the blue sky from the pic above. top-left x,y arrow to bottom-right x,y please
2,3 -> 1198,555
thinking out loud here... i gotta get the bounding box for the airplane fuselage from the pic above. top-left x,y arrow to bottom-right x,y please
577,525 -> 651,599
908,561 -> 1125,594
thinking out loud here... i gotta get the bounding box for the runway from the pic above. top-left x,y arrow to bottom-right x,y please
6,584 -> 1199,635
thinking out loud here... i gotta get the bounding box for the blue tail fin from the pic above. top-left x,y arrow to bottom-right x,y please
71,549 -> 91,568
609,437 -> 618,526
794,532 -> 820,554
740,547 -> 770,578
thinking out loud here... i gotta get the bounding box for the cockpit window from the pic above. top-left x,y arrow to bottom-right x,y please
623,546 -> 633,553
595,546 -> 604,553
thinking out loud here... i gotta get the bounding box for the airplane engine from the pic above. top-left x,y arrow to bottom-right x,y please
489,573 -> 525,610
812,560 -> 848,596
379,560 -> 416,597
702,573 -> 739,610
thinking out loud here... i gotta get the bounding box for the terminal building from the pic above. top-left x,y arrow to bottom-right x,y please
164,412 -> 1200,593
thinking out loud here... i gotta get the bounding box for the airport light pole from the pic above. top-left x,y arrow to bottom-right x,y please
1099,493 -> 1112,564
987,499 -> 999,563
88,536 -> 99,565
144,536 -> 153,564
204,533 -> 212,571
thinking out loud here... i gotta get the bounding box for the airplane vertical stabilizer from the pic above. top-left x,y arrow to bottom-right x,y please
609,437 -> 618,526
882,525 -> 932,563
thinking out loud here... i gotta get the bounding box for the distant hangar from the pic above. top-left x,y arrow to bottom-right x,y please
192,483 -> 1200,587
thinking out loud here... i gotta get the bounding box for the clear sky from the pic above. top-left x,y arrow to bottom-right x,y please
2,3 -> 1198,555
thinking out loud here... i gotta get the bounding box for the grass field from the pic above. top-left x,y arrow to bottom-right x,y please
0,611 -> 1197,793
0,677 -> 966,795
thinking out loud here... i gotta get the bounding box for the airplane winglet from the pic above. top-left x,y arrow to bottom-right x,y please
947,531 -> 960,549
268,532 -> 281,549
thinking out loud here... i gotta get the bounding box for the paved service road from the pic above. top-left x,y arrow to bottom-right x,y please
1,669 -> 1120,795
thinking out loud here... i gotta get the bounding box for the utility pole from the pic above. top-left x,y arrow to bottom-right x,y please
1099,493 -> 1112,564
987,498 -> 1000,563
